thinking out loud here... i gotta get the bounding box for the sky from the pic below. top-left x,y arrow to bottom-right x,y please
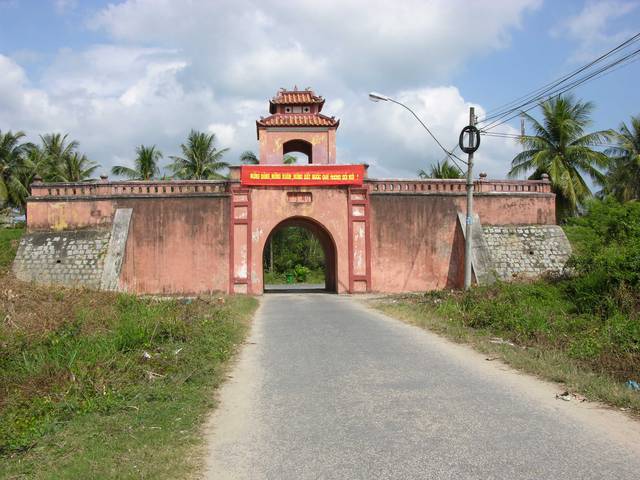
1,0 -> 639,179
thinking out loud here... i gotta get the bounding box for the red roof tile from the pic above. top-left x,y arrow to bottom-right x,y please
271,90 -> 324,105
257,113 -> 339,128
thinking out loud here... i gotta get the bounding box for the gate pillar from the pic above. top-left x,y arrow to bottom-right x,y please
348,187 -> 371,292
229,186 -> 252,294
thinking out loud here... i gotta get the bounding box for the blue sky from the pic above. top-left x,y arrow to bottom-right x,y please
1,0 -> 639,179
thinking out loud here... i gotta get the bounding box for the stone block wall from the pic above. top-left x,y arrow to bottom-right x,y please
13,230 -> 111,288
482,225 -> 572,280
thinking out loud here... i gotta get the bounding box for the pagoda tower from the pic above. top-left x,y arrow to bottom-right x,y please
257,87 -> 340,164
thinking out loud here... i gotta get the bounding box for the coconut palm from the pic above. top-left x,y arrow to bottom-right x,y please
240,150 -> 259,164
168,130 -> 229,179
40,133 -> 80,181
601,115 -> 640,202
418,159 -> 462,179
508,95 -> 612,219
112,145 -> 163,180
11,145 -> 48,212
59,152 -> 99,182
0,130 -> 29,208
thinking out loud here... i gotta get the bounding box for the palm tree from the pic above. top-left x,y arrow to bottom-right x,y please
168,130 -> 229,179
60,152 -> 99,182
602,115 -> 640,202
11,145 -> 48,212
0,130 -> 29,209
240,150 -> 259,164
418,159 -> 462,179
112,145 -> 162,180
508,95 -> 611,219
283,154 -> 297,165
40,133 -> 80,181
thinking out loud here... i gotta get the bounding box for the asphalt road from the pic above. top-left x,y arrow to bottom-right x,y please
205,294 -> 640,479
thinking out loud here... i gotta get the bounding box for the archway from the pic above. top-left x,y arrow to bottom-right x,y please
283,139 -> 313,164
262,217 -> 337,292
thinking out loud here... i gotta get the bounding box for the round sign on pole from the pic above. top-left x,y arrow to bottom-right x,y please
459,125 -> 481,154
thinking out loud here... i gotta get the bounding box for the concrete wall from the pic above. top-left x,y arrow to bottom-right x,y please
116,197 -> 229,295
258,129 -> 337,164
368,192 -> 557,292
20,177 -> 562,295
248,186 -> 350,293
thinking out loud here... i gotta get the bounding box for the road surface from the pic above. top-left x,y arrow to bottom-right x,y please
205,293 -> 640,479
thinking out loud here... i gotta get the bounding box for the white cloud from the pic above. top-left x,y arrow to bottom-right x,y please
1,0 -> 539,178
553,1 -> 638,61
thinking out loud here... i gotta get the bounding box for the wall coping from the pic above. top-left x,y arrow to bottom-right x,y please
29,177 -> 551,200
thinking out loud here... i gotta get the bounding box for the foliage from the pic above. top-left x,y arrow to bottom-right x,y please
383,198 -> 640,382
0,227 -> 23,270
601,115 -> 640,202
0,130 -> 30,209
1,131 -> 96,212
112,144 -> 162,180
418,159 -> 462,179
240,150 -> 259,164
265,226 -> 325,273
563,198 -> 640,316
509,95 -> 612,219
0,233 -> 257,477
168,130 -> 229,179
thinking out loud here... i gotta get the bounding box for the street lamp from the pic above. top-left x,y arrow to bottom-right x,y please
368,92 -> 476,290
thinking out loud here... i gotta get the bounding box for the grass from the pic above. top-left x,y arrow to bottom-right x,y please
0,227 -> 23,270
0,228 -> 259,479
373,282 -> 640,415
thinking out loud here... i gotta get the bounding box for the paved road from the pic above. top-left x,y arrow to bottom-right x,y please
205,294 -> 640,479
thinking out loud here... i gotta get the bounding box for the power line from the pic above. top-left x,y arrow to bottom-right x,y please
481,46 -> 640,132
476,32 -> 640,131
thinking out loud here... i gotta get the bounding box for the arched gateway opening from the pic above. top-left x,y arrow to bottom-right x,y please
262,217 -> 337,293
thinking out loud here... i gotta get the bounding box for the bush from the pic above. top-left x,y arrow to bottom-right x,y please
564,199 -> 640,316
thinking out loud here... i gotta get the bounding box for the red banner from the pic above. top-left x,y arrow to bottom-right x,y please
240,164 -> 365,186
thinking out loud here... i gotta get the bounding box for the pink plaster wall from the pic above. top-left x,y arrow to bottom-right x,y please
258,129 -> 337,164
248,186 -> 350,293
117,197 -> 229,295
27,200 -> 115,231
369,193 -> 556,292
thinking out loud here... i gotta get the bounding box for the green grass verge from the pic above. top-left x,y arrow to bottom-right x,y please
0,228 -> 23,271
373,282 -> 640,415
0,228 -> 259,479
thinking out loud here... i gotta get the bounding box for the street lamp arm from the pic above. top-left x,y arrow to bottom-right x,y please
387,98 -> 467,166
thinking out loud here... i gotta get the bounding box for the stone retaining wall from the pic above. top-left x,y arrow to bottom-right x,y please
482,225 -> 572,280
13,230 -> 111,288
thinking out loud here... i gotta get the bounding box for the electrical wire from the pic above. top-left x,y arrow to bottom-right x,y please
481,47 -> 640,132
476,32 -> 640,132
478,32 -> 640,125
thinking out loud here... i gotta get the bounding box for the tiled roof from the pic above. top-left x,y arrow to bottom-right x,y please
257,113 -> 339,128
271,90 -> 324,105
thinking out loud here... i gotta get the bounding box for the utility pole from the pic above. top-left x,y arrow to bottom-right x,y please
464,107 -> 476,290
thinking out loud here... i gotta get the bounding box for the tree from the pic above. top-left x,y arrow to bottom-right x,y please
112,145 -> 163,180
418,159 -> 462,179
168,130 -> 229,179
40,133 -> 80,181
0,130 -> 29,209
240,150 -> 259,164
283,154 -> 297,165
59,152 -> 98,182
602,115 -> 640,202
12,146 -> 48,212
508,95 -> 611,219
